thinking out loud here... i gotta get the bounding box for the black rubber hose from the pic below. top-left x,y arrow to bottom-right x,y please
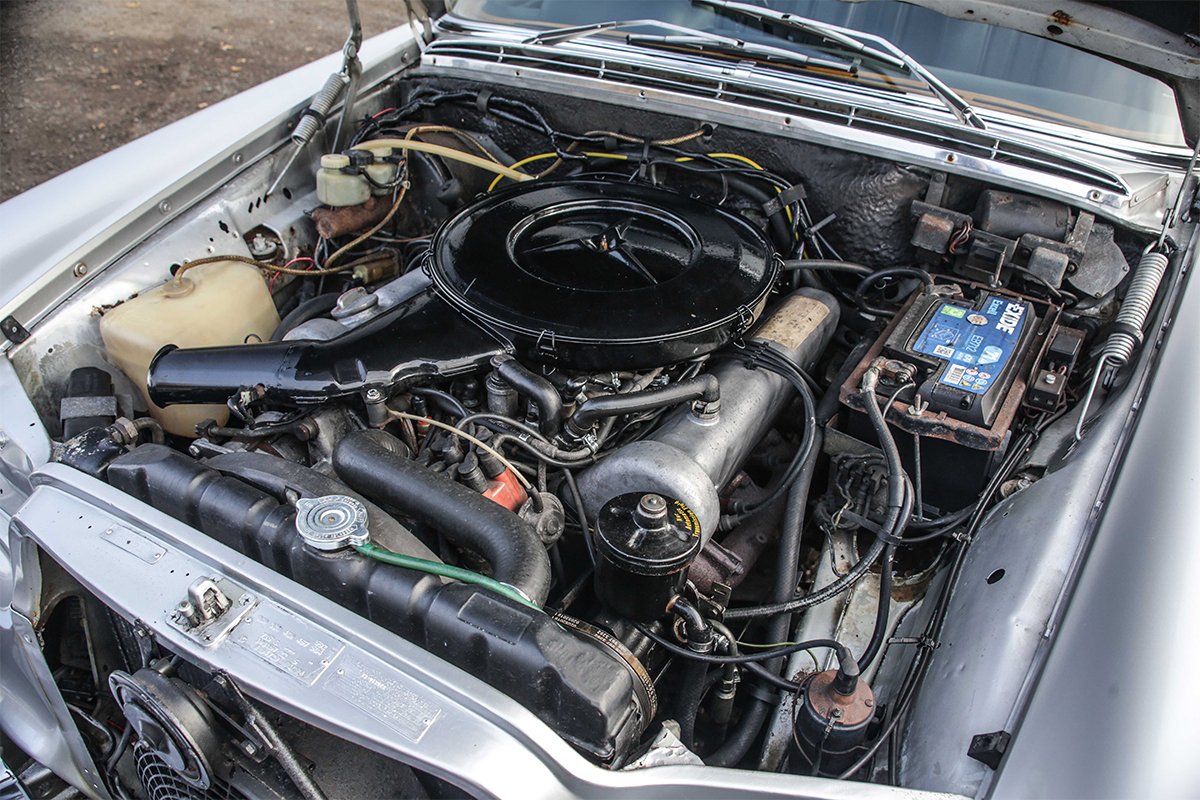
205,450 -> 441,564
780,259 -> 874,276
726,366 -> 907,621
857,544 -> 896,669
333,430 -> 552,605
705,425 -> 822,767
725,539 -> 886,621
851,365 -> 909,668
410,387 -> 468,420
724,175 -> 792,253
816,337 -> 874,425
723,349 -> 817,519
494,356 -> 563,437
854,266 -> 935,317
768,426 -> 824,638
271,292 -> 339,341
706,701 -> 771,767
567,375 -> 720,437
676,660 -> 711,751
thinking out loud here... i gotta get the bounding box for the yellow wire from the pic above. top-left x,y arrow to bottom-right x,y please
486,151 -> 629,192
487,150 -> 794,229
674,152 -> 767,170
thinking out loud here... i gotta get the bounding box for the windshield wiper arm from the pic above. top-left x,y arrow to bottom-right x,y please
692,0 -> 987,130
525,19 -> 857,74
525,20 -> 625,46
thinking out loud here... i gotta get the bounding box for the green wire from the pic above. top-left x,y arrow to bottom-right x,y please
353,542 -> 541,611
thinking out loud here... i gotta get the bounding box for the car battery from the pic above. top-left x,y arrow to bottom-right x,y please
840,283 -> 1054,450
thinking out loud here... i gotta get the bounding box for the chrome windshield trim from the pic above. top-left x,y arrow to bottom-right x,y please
435,16 -> 1193,165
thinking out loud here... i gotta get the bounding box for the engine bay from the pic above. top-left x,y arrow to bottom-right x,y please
8,72 -> 1185,797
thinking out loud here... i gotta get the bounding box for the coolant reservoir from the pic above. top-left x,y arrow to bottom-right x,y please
100,260 -> 280,437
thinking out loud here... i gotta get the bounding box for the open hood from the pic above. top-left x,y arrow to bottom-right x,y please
892,0 -> 1200,146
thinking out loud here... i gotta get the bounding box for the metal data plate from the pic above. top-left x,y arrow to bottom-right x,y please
228,602 -> 345,687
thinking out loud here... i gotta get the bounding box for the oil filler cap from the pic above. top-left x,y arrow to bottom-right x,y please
295,495 -> 370,551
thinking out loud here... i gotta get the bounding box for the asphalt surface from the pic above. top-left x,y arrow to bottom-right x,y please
0,0 -> 408,202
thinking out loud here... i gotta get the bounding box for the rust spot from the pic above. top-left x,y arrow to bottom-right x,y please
1050,10 -> 1072,25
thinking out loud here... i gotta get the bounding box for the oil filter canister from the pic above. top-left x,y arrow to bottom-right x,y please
593,492 -> 702,620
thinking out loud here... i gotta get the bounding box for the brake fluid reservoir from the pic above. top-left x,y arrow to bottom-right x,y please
100,260 -> 280,437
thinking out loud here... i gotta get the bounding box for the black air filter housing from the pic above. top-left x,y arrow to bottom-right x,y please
429,179 -> 776,369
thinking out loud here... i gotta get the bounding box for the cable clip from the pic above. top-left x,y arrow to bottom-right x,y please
889,634 -> 939,651
534,329 -> 558,360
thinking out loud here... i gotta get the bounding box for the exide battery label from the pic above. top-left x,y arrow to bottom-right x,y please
911,295 -> 1028,395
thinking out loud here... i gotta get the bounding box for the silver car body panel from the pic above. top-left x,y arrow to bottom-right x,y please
991,236 -> 1200,798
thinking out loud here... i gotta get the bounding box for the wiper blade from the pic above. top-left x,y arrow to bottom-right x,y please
525,19 -> 857,75
525,20 -> 625,46
692,0 -> 987,130
624,33 -> 856,74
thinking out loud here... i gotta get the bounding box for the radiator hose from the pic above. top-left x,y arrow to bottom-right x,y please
333,430 -> 552,605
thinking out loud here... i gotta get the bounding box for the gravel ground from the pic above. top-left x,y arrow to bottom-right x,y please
0,0 -> 408,202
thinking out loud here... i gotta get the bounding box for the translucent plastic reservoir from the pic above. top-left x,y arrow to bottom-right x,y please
100,260 -> 280,437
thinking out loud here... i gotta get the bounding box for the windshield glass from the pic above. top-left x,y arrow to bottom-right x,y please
448,0 -> 1186,146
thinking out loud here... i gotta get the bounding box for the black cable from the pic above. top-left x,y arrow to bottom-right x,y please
837,426 -> 1040,779
1010,265 -> 1079,306
725,538 -> 885,620
722,346 -> 819,519
742,660 -> 803,693
907,504 -> 974,531
457,412 -> 546,442
492,433 -> 597,469
636,624 -> 851,666
849,364 -> 909,668
853,266 -> 934,317
857,545 -> 896,669
780,259 -> 874,276
198,415 -> 312,441
726,362 -> 912,620
561,468 -> 597,564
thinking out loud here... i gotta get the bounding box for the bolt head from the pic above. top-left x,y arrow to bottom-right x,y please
639,493 -> 667,515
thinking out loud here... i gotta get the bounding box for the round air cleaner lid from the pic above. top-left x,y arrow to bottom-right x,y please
429,179 -> 776,369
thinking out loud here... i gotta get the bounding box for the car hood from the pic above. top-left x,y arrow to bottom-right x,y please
883,0 -> 1200,145
434,0 -> 1199,146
